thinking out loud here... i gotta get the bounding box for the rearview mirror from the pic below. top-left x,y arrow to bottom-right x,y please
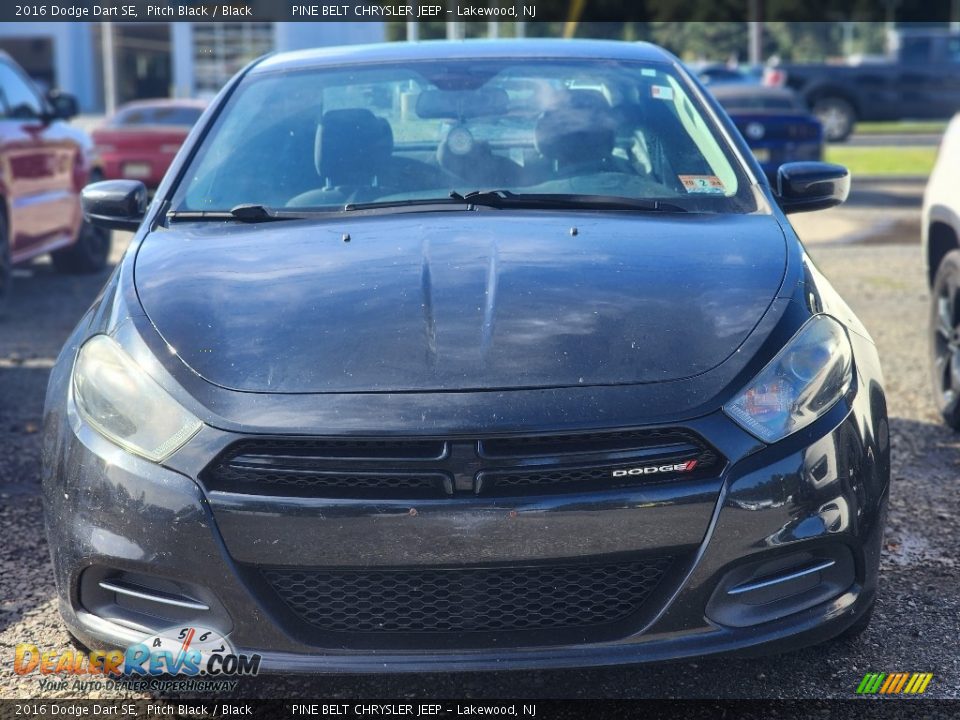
776,162 -> 850,214
415,88 -> 509,119
46,90 -> 79,120
81,180 -> 147,232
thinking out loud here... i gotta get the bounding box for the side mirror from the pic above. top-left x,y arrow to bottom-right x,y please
46,91 -> 79,120
81,180 -> 147,231
776,162 -> 850,214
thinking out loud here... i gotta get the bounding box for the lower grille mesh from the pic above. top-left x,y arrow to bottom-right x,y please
262,558 -> 673,634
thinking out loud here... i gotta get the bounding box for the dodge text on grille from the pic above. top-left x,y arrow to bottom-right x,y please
612,460 -> 699,477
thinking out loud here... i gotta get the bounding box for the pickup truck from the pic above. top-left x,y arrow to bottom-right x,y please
770,31 -> 960,141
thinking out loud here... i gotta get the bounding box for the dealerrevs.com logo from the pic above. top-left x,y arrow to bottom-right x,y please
611,460 -> 698,478
14,626 -> 261,692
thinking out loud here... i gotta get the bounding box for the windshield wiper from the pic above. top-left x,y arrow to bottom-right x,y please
167,204 -> 312,223
342,197 -> 473,213
345,191 -> 686,214
448,190 -> 688,213
169,193 -> 688,221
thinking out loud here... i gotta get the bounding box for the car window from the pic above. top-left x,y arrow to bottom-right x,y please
113,105 -> 203,127
173,59 -> 758,215
0,61 -> 44,120
698,68 -> 746,85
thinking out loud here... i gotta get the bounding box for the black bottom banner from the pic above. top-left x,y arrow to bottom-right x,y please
1,699 -> 957,720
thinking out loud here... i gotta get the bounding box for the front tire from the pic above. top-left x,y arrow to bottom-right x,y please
930,249 -> 960,429
812,96 -> 856,142
51,220 -> 111,275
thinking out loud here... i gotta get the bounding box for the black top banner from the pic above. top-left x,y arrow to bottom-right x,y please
9,1 -> 525,22
3,0 -> 959,23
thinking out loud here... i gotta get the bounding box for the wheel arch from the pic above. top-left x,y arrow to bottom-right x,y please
805,85 -> 860,118
928,219 -> 960,287
0,192 -> 9,243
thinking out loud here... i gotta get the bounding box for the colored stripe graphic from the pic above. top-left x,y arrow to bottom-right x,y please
892,673 -> 910,693
857,672 -> 933,694
879,674 -> 896,693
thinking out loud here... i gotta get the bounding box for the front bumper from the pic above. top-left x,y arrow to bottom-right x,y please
42,372 -> 889,672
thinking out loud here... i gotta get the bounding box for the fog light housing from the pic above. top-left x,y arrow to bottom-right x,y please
705,545 -> 855,627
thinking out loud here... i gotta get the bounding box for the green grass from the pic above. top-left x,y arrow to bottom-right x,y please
824,145 -> 937,177
854,120 -> 948,135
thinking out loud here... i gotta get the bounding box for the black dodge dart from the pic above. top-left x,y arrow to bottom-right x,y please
43,39 -> 889,672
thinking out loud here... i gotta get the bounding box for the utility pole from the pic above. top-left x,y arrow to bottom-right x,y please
406,0 -> 419,40
842,21 -> 854,57
101,22 -> 117,115
748,0 -> 763,65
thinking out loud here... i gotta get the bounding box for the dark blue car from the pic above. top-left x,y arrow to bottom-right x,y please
712,85 -> 824,182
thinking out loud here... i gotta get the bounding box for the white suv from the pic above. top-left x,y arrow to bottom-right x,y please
923,114 -> 960,428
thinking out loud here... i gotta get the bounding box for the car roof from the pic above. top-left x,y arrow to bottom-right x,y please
709,85 -> 799,102
252,39 -> 676,74
115,98 -> 208,111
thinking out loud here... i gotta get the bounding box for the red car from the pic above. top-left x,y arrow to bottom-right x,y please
92,99 -> 206,188
0,52 -> 110,314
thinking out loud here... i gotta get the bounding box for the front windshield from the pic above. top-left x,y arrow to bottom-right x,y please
172,58 -> 758,214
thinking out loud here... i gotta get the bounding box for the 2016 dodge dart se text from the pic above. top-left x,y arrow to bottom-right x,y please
42,40 -> 890,672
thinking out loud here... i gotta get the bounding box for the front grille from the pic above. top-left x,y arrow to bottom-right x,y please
215,437 -> 446,461
261,557 -> 673,635
205,465 -> 452,499
734,117 -> 821,141
476,450 -> 719,495
203,428 -> 723,500
479,428 -> 703,458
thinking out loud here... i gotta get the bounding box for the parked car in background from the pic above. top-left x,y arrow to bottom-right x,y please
92,99 -> 206,188
0,52 -> 110,314
711,85 -> 823,181
769,29 -> 960,141
690,62 -> 763,87
922,113 -> 960,428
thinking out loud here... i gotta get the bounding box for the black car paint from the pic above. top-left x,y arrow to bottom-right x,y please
136,212 -> 788,393
42,40 -> 889,669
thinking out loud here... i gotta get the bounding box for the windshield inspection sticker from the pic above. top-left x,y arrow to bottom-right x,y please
679,175 -> 726,194
651,85 -> 674,100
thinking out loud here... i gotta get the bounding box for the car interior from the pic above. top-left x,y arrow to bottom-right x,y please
178,67 -> 738,214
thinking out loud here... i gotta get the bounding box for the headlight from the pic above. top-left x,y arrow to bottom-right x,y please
723,315 -> 853,444
73,335 -> 202,462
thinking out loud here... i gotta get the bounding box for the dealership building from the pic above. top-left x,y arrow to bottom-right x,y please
0,21 -> 386,112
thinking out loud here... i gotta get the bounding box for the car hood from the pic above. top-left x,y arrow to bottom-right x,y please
134,211 -> 786,394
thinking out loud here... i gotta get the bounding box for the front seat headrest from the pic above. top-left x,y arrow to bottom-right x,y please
535,104 -> 615,167
315,109 -> 393,186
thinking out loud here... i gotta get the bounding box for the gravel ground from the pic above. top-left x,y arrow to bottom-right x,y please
2,192 -> 957,702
